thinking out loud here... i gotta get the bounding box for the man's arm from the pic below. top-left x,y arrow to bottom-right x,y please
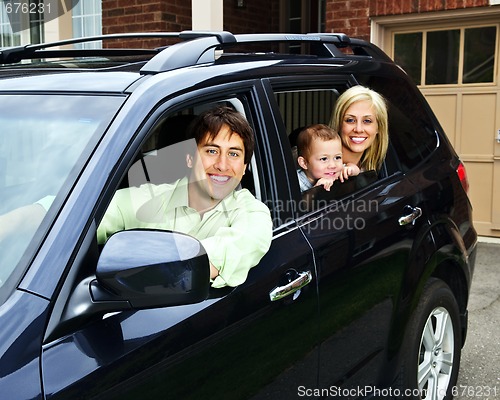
201,192 -> 273,288
0,203 -> 46,242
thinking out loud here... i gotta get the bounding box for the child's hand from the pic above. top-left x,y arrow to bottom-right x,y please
339,163 -> 360,182
314,177 -> 337,191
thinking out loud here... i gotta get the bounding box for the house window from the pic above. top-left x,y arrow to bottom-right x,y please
282,0 -> 324,54
28,0 -> 44,44
394,25 -> 497,86
72,0 -> 101,49
0,0 -> 43,47
0,1 -> 21,47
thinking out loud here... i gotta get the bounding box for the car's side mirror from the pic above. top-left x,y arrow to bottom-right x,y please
60,229 -> 210,329
96,229 -> 210,308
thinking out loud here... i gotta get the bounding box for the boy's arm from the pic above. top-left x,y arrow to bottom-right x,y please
339,163 -> 361,182
314,177 -> 337,191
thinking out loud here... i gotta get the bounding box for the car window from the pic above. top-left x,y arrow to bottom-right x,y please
97,96 -> 271,291
355,74 -> 439,172
272,78 -> 438,211
272,86 -> 383,211
124,98 -> 260,197
0,94 -> 125,297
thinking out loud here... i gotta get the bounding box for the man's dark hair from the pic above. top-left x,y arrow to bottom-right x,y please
189,105 -> 255,164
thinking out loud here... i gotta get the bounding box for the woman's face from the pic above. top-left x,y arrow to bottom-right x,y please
340,100 -> 378,159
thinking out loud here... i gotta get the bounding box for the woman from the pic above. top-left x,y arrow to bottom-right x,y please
330,85 -> 389,176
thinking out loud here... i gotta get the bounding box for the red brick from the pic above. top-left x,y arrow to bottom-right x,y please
383,0 -> 394,14
124,5 -> 142,15
106,8 -> 124,18
376,0 -> 386,14
445,0 -> 458,9
117,0 -> 137,7
103,0 -> 118,9
143,4 -> 163,13
355,8 -> 369,17
349,0 -> 369,10
117,15 -> 137,25
392,0 -> 403,14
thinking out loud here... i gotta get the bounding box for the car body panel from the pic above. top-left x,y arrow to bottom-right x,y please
0,71 -> 142,93
0,290 -> 47,400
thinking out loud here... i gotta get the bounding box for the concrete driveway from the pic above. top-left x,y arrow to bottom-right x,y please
456,238 -> 500,399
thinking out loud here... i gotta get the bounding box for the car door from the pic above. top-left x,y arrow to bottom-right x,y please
40,86 -> 322,400
265,75 -> 435,394
300,170 -> 428,393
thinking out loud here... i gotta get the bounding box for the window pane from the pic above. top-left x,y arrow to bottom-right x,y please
290,0 -> 301,18
0,1 -> 21,47
0,95 -> 124,295
394,32 -> 422,85
463,26 -> 496,84
426,30 -> 459,85
72,0 -> 102,49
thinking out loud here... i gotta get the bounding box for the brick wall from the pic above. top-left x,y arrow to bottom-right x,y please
223,0 -> 280,34
326,0 -> 490,41
102,0 -> 279,48
102,0 -> 192,34
102,0 -> 192,48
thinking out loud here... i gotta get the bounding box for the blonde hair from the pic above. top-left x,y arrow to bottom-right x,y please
296,124 -> 340,160
329,86 -> 388,171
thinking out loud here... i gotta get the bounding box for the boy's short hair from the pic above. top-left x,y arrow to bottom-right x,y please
189,105 -> 255,164
296,124 -> 340,160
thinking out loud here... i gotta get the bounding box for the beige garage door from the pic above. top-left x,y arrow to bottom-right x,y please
382,13 -> 500,237
424,88 -> 500,237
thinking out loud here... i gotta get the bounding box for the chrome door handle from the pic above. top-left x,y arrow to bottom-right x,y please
398,206 -> 422,226
269,270 -> 312,302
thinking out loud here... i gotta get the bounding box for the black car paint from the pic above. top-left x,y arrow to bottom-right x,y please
0,44 -> 477,399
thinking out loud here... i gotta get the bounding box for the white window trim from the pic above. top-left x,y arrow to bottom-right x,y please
371,7 -> 500,50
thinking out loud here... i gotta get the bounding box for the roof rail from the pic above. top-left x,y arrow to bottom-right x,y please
140,32 -> 356,74
0,30 -> 391,72
0,31 -> 236,64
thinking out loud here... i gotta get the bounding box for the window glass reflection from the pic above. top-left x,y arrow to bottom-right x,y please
394,32 -> 423,85
463,26 -> 496,84
426,30 -> 460,85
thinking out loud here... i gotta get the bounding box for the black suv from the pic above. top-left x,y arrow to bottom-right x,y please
0,32 -> 477,400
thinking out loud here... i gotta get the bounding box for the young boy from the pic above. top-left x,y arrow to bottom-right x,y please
296,124 -> 359,192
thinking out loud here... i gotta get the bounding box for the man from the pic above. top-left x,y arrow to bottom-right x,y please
97,106 -> 273,288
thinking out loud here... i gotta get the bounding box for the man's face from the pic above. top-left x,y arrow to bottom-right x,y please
188,124 -> 247,203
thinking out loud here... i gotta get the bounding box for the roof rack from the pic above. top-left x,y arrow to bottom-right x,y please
140,32 -> 355,74
0,30 -> 391,72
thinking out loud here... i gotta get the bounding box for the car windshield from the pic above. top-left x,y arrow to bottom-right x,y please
0,94 -> 124,293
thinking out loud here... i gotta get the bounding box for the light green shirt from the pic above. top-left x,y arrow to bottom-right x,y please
97,177 -> 273,288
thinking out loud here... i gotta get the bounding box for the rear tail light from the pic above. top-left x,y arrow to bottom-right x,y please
457,161 -> 469,193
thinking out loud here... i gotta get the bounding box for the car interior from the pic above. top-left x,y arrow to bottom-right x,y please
122,99 -> 259,197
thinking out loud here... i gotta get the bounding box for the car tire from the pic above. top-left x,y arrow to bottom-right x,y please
396,278 -> 462,400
